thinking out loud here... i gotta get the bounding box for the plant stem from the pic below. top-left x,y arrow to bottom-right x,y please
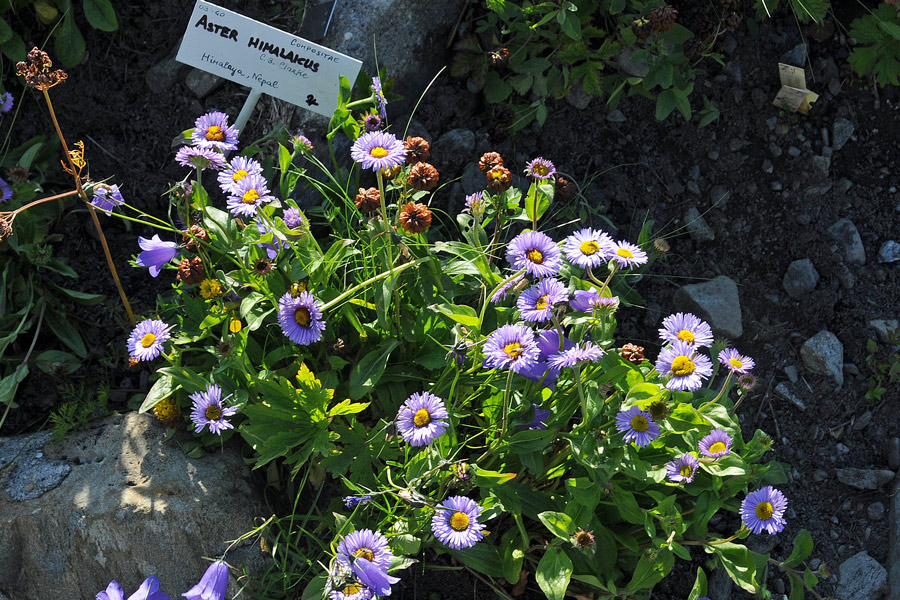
376,170 -> 402,331
321,257 -> 427,313
41,89 -> 135,325
699,371 -> 733,412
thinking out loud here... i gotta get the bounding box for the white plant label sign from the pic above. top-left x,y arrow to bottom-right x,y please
176,0 -> 362,118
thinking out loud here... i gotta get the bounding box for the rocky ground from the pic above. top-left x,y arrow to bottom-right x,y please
1,0 -> 899,598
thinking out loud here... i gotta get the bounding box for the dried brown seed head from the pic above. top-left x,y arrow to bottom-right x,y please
485,165 -> 512,193
398,202 -> 433,234
354,187 -> 381,213
478,152 -> 504,174
403,136 -> 431,164
176,257 -> 205,284
407,162 -> 440,191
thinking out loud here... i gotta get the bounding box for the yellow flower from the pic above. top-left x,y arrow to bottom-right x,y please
199,278 -> 223,299
229,318 -> 242,333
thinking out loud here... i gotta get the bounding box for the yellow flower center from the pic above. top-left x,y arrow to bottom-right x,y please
755,501 -> 774,520
526,249 -> 544,264
232,169 -> 248,182
140,333 -> 156,348
676,330 -> 695,343
205,125 -> 225,141
616,247 -> 634,259
490,170 -> 504,181
534,164 -> 549,176
671,356 -> 695,376
503,342 -> 523,359
535,295 -> 550,310
200,279 -> 223,299
630,415 -> 649,432
353,548 -> 376,562
153,397 -> 178,421
205,404 -> 222,420
449,511 -> 470,531
369,146 -> 389,158
729,358 -> 743,369
709,441 -> 727,454
579,240 -> 600,256
413,408 -> 431,428
241,189 -> 260,204
342,584 -> 362,595
294,307 -> 311,327
679,464 -> 693,477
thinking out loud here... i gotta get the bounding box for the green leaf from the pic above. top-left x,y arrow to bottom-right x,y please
484,71 -> 513,103
688,567 -> 708,600
50,285 -> 104,305
43,306 -> 87,358
502,535 -> 525,584
348,340 -> 400,400
655,89 -> 677,121
0,365 -> 28,405
327,399 -> 370,417
33,350 -> 81,375
560,10 -> 581,40
711,542 -> 759,594
781,529 -> 813,568
0,16 -> 13,43
140,375 -> 175,414
535,546 -> 573,600
447,543 -> 505,578
538,511 -> 575,539
609,0 -> 625,14
54,14 -> 86,68
429,302 -> 479,328
83,0 -> 118,31
1,32 -> 26,63
627,548 -> 673,590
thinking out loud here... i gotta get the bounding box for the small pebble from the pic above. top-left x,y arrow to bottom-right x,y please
837,443 -> 850,455
867,501 -> 886,521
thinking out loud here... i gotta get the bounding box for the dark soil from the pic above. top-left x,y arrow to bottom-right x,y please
4,0 -> 899,598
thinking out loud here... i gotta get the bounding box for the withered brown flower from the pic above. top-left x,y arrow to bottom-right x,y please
176,257 -> 206,284
621,343 -> 645,365
182,225 -> 210,252
16,47 -> 67,90
649,5 -> 678,32
398,202 -> 432,234
555,176 -> 577,203
407,162 -> 440,191
404,136 -> 431,164
478,152 -> 504,174
253,258 -> 273,275
488,47 -> 511,68
485,165 -> 512,193
355,187 -> 382,213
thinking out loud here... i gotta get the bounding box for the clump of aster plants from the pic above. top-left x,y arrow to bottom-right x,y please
107,75 -> 821,600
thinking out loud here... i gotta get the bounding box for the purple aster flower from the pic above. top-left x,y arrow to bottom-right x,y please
547,342 -> 604,369
396,391 -> 449,446
699,429 -> 733,458
432,495 -> 485,549
292,133 -> 314,153
337,529 -> 394,572
506,231 -> 562,278
362,112 -> 382,132
350,131 -> 406,172
516,404 -> 550,430
256,221 -> 284,260
348,557 -> 399,598
328,561 -> 374,600
0,177 -> 12,203
655,340 -> 713,392
517,278 -> 567,323
182,560 -> 229,600
190,384 -> 238,435
217,155 -> 263,195
0,92 -> 13,114
524,157 -> 556,180
175,146 -> 226,171
277,291 -> 326,345
658,312 -> 714,348
615,406 -> 660,448
570,290 -> 619,313
191,111 -> 239,151
609,240 -> 648,269
91,184 -> 124,215
490,273 -> 525,304
226,173 -> 274,218
740,486 -> 788,535
136,234 -> 178,277
518,329 -> 572,389
483,324 -> 540,374
344,495 -> 372,509
564,228 -> 614,269
665,453 -> 699,483
464,191 -> 486,217
127,319 -> 172,362
371,76 -> 388,121
718,347 -> 755,374
97,577 -> 169,600
283,207 -> 305,229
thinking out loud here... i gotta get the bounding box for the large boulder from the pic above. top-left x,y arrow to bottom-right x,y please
0,413 -> 267,598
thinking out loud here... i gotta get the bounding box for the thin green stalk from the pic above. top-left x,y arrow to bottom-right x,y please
699,371 -> 733,412
321,257 -> 427,313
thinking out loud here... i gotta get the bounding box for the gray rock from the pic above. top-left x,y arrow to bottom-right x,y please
838,551 -> 887,600
146,57 -> 187,94
0,431 -> 70,501
853,409 -> 872,429
782,42 -> 807,66
685,207 -> 715,242
709,185 -> 731,204
565,85 -> 592,110
784,365 -> 799,383
804,181 -> 833,200
833,117 -> 855,150
828,218 -> 866,265
891,477 -> 900,600
0,413 -> 266,598
868,501 -> 886,521
617,46 -> 649,77
836,468 -> 895,490
775,382 -> 806,411
708,565 -> 733,600
460,162 -> 484,195
606,109 -> 626,122
431,128 -> 475,175
813,469 -> 829,482
836,262 -> 856,289
800,330 -> 844,385
888,438 -> 900,471
184,68 -> 224,98
762,159 -> 774,174
878,240 -> 900,263
322,0 -> 466,106
782,258 -> 819,299
686,181 -> 701,196
869,319 -> 900,344
673,276 -> 743,339
811,155 -> 830,179
787,145 -> 801,158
